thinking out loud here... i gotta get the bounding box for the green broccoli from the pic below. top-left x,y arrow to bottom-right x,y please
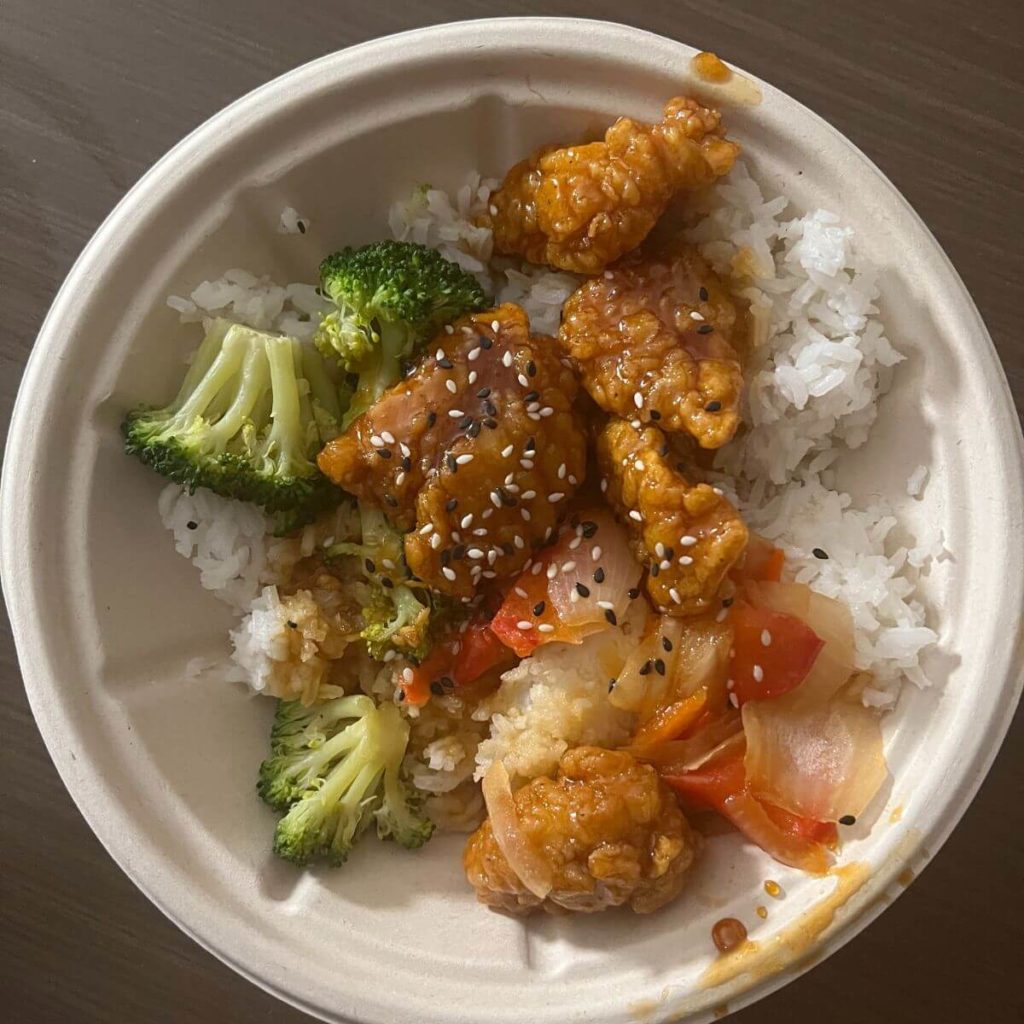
123,318 -> 346,530
314,240 -> 487,426
259,694 -> 434,866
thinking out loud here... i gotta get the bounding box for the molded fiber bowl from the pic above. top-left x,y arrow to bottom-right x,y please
3,18 -> 1023,1024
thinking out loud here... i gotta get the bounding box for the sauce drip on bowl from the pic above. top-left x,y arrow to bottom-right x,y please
689,51 -> 763,106
712,917 -> 748,953
692,51 -> 732,83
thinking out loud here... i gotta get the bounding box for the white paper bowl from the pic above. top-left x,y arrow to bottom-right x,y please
3,18 -> 1023,1024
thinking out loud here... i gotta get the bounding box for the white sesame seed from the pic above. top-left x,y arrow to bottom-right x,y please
516,620 -> 533,630
549,492 -> 565,502
591,545 -> 602,561
491,320 -> 500,332
761,630 -> 772,647
712,486 -> 724,496
568,475 -> 578,485
537,624 -> 556,634
455,454 -> 474,465
569,536 -> 582,550
540,407 -> 554,417
726,678 -> 735,690
370,435 -> 384,448
753,664 -> 764,682
419,523 -> 434,535
473,528 -> 488,537
399,442 -> 410,457
395,472 -> 406,486
558,463 -> 566,479
502,351 -> 513,367
629,510 -> 643,522
570,590 -> 579,603
526,402 -> 541,413
444,325 -> 454,334
504,473 -> 515,485
468,370 -> 478,384
521,489 -> 536,500
680,535 -> 698,547
506,483 -> 520,495
489,491 -> 501,509
655,542 -> 665,558
679,555 -> 693,566
482,508 -> 493,519
514,586 -> 528,598
521,508 -> 531,521
482,570 -> 497,579
531,562 -> 543,575
660,559 -> 671,570
633,391 -> 643,409
716,608 -> 729,622
323,536 -> 335,547
518,373 -> 530,387
402,666 -> 414,683
631,418 -> 642,429
600,479 -> 608,493
489,204 -> 498,215
561,560 -> 576,572
487,549 -> 498,565
461,513 -> 474,529
597,600 -> 614,610
728,693 -> 740,708
690,311 -> 705,321
468,347 -> 481,361
604,270 -> 614,279
448,409 -> 465,419
670,588 -> 682,605
383,650 -> 396,662
381,558 -> 395,570
430,533 -> 442,550
513,535 -> 525,549
445,379 -> 458,394
467,548 -> 484,560
450,531 -> 462,543
435,348 -> 445,361
502,444 -> 515,458
442,567 -> 457,581
635,459 -> 645,471
520,459 -> 535,470
380,430 -> 395,445
527,412 -> 541,422
546,564 -> 558,580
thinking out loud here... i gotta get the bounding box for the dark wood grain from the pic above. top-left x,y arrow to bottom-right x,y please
2,1 -> 1022,1021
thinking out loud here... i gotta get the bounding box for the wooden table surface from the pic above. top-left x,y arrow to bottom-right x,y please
2,1 -> 1022,1021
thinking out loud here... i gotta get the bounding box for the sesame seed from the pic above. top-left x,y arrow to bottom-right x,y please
697,324 -> 714,335
435,348 -> 445,360
526,401 -> 541,413
569,536 -> 582,550
531,562 -> 543,575
370,435 -> 384,448
839,815 -> 857,826
514,535 -> 525,549
395,472 -> 406,486
537,623 -> 556,634
521,489 -> 536,500
629,510 -> 643,522
712,486 -> 723,496
650,563 -> 660,578
628,587 -> 640,599
813,547 -> 829,560
467,548 -> 484,560
376,448 -> 392,459
753,664 -> 764,682
660,559 -> 671,570
633,391 -> 644,409
545,563 -> 557,580
728,693 -> 740,708
539,407 -> 554,417
726,677 -> 734,690
487,549 -> 498,565
593,567 -> 605,584
716,607 -> 729,622
381,558 -> 395,570
502,444 -> 514,458
427,412 -> 437,428
491,320 -> 500,332
514,586 -> 529,598
654,658 -> 666,676
575,582 -> 590,597
468,370 -> 478,383
445,379 -> 457,394
561,560 -> 576,572
761,630 -> 772,647
549,492 -> 565,503
430,534 -> 442,549
662,635 -> 673,652
670,588 -> 682,605
699,286 -> 709,301
384,650 -> 397,663
558,463 -> 566,479
680,535 -> 698,547
480,336 -> 492,350
468,347 -> 481,361
518,373 -> 530,387
655,542 -> 665,558
630,418 -> 641,429
502,351 -> 513,367
527,412 -> 540,422
527,361 -> 537,377
591,546 -> 603,563
634,460 -> 645,471
521,509 -> 531,521
523,390 -> 539,402
437,357 -> 454,369
448,409 -> 465,419
600,479 -> 608,493
444,325 -> 454,334
679,555 -> 694,566
604,609 -> 618,625
419,523 -> 434,535
520,459 -> 535,470
532,601 -> 546,616
705,400 -> 722,412
516,620 -> 533,630
455,454 -> 474,465
489,204 -> 498,215
401,666 -> 414,683
458,415 -> 473,430
597,599 -> 614,610
690,310 -> 705,321
638,659 -> 653,676
477,387 -> 492,399
442,567 -> 457,581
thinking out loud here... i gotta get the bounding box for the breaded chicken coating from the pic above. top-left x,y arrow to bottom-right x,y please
317,304 -> 587,598
560,244 -> 744,449
484,96 -> 739,273
597,418 -> 748,616
464,747 -> 698,915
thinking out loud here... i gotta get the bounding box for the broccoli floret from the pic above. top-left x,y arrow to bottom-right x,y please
259,694 -> 434,865
123,318 -> 346,530
314,240 -> 487,425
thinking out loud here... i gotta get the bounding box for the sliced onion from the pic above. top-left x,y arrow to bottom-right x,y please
743,693 -> 888,822
631,718 -> 744,773
609,622 -> 671,712
547,511 -> 641,628
481,761 -> 552,899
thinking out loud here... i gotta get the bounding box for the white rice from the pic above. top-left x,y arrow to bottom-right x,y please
157,157 -> 942,811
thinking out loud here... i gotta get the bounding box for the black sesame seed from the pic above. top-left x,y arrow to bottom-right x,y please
654,658 -> 666,676
699,286 -> 709,301
628,587 -> 640,600
525,437 -> 536,452
377,448 -> 393,459
458,415 -> 473,430
575,582 -> 591,598
527,361 -> 537,376
604,609 -> 618,625
397,689 -> 405,702
479,335 -> 492,349
437,357 -> 454,369
401,456 -> 412,471
364,558 -> 376,574
649,409 -> 661,421
440,675 -> 455,691
452,544 -> 467,561
298,312 -> 311,322
839,815 -> 857,826
384,493 -> 398,507
186,520 -> 198,530
651,563 -> 660,578
593,567 -> 606,584
467,421 -> 482,438
477,387 -> 492,399
483,418 -> 498,429
427,412 -> 437,428
533,601 -> 546,616
705,400 -> 722,413
501,542 -> 514,556
664,546 -> 674,561
813,547 -> 829,560
297,220 -> 306,234
659,442 -> 669,456
440,549 -> 452,567
608,678 -> 617,692
581,520 -> 598,538
523,390 -> 539,403
446,454 -> 457,473
483,399 -> 498,417
286,620 -> 298,629
697,324 -> 714,335
662,635 -> 673,652
381,576 -> 394,589
430,681 -> 444,696
639,660 -> 653,676
722,596 -> 734,608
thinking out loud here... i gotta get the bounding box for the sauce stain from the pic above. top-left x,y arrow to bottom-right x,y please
889,804 -> 904,823
689,52 -> 763,107
755,904 -> 768,920
701,862 -> 871,989
898,866 -> 915,887
712,917 -> 748,953
763,879 -> 783,899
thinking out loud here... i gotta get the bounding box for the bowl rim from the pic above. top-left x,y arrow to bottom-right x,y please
3,15 -> 1023,1023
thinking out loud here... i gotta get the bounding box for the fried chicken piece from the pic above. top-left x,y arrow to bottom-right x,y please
597,418 -> 748,616
317,304 -> 587,598
560,244 -> 744,449
484,96 -> 739,274
464,747 -> 698,915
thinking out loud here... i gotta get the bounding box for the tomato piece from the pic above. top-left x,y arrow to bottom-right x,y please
763,802 -> 838,847
663,746 -> 833,874
735,534 -> 785,583
729,603 -> 824,705
490,562 -> 603,657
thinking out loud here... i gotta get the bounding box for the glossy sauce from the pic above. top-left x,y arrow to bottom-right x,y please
689,52 -> 764,107
763,879 -> 783,898
711,916 -> 748,953
692,51 -> 732,83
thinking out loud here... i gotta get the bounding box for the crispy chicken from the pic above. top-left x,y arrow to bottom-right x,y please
483,96 -> 739,274
597,418 -> 748,616
317,304 -> 587,598
464,747 -> 698,915
560,244 -> 744,449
